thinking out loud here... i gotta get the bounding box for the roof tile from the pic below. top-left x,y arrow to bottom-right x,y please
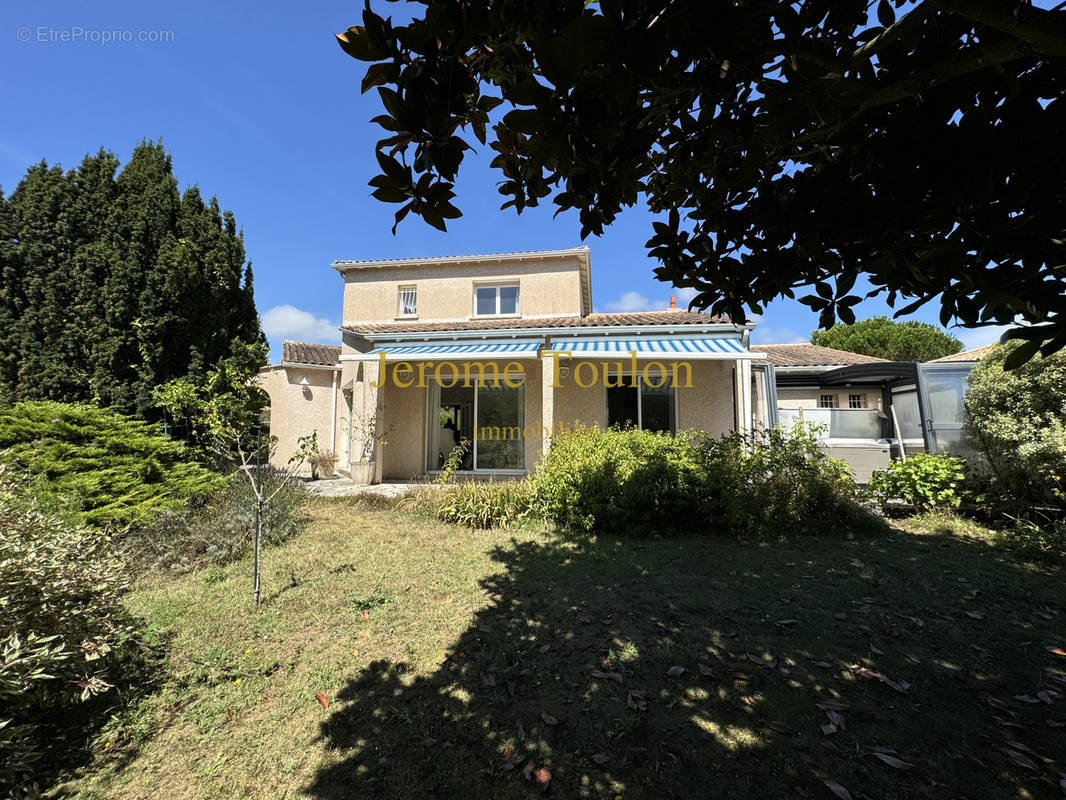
342,310 -> 731,336
281,341 -> 340,366
751,343 -> 888,367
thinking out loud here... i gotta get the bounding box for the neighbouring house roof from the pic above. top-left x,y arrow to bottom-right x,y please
342,310 -> 732,337
751,343 -> 889,368
281,341 -> 341,366
930,343 -> 996,363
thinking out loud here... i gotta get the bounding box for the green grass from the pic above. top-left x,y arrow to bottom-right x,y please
58,501 -> 1066,799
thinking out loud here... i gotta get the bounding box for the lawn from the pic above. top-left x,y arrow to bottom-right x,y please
60,498 -> 1066,799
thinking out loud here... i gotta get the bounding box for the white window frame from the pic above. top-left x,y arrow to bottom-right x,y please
848,393 -> 866,409
819,394 -> 838,409
603,370 -> 678,433
397,285 -> 417,318
473,283 -> 521,318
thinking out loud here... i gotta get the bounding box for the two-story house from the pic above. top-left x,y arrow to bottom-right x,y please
261,246 -> 774,482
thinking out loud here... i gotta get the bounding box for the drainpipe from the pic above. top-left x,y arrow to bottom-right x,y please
329,369 -> 338,452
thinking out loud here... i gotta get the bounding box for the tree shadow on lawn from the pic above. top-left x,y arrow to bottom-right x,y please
305,521 -> 1066,799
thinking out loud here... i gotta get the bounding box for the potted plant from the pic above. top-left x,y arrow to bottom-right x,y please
346,411 -> 388,486
290,431 -> 320,479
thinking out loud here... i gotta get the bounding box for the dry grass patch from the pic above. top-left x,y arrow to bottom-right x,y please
58,500 -> 1066,800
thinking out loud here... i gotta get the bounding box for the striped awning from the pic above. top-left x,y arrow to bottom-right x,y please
361,339 -> 543,360
548,337 -> 763,359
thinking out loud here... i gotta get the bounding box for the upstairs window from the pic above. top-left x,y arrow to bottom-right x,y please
398,286 -> 417,317
475,284 -> 520,317
819,394 -> 838,408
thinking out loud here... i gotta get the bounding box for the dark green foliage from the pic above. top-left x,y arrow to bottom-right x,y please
867,452 -> 966,512
0,401 -> 225,527
338,1 -> 1066,355
128,469 -> 311,571
528,425 -> 862,536
702,426 -> 864,535
964,343 -> 1066,514
531,427 -> 712,535
810,317 -> 962,362
0,471 -> 142,797
0,141 -> 262,416
435,479 -> 533,529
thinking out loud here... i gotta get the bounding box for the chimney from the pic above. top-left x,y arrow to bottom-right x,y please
669,294 -> 677,309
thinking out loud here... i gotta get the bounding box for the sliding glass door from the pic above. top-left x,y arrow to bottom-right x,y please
427,378 -> 525,472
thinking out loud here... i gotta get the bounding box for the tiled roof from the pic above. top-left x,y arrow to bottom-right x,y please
332,246 -> 589,270
930,343 -> 996,362
342,310 -> 732,336
751,343 -> 889,368
281,341 -> 340,366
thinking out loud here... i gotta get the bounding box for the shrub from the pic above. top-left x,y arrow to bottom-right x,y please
0,469 -> 139,796
867,453 -> 966,512
0,401 -> 225,527
964,343 -> 1066,514
530,426 -> 714,534
435,479 -> 534,529
309,449 -> 338,478
128,468 -> 311,571
702,424 -> 862,535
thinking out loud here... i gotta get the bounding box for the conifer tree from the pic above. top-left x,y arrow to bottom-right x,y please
0,140 -> 263,415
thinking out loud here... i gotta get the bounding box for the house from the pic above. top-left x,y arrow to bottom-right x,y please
260,246 -> 773,481
750,344 -> 888,410
257,341 -> 342,475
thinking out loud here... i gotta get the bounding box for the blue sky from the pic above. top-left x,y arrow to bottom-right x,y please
0,0 -> 1005,361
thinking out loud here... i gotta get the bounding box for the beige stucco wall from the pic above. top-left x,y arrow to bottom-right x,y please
341,256 -> 584,324
258,366 -> 339,474
359,356 -> 740,479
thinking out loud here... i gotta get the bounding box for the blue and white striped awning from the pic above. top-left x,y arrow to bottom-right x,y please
361,339 -> 543,360
548,337 -> 763,359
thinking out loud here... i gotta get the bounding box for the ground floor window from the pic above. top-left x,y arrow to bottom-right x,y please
849,393 -> 866,409
606,376 -> 676,433
819,394 -> 838,408
429,379 -> 525,472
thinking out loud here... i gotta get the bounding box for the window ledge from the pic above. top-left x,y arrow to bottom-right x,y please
394,315 -> 419,320
470,314 -> 522,320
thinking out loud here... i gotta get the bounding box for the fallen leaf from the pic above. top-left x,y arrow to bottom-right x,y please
820,722 -> 838,736
666,665 -> 686,677
766,720 -> 790,734
478,623 -> 492,633
1038,690 -> 1054,704
966,611 -> 986,620
517,722 -> 526,741
883,677 -> 911,693
314,692 -> 329,709
870,645 -> 885,655
1047,646 -> 1066,657
522,760 -> 535,781
826,710 -> 846,729
816,698 -> 851,711
823,779 -> 853,800
850,559 -> 864,568
748,653 -> 778,669
697,662 -> 714,677
811,660 -> 833,668
361,609 -> 370,623
591,669 -> 623,684
480,672 -> 496,687
541,712 -> 557,726
834,612 -> 847,620
1015,694 -> 1041,704
591,752 -> 610,765
539,644 -> 551,653
576,614 -> 592,624
627,689 -> 649,711
1002,747 -> 1040,772
1047,719 -> 1065,728
535,766 -> 552,791
226,708 -> 234,718
873,752 -> 913,769
775,619 -> 798,627
849,665 -> 880,681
